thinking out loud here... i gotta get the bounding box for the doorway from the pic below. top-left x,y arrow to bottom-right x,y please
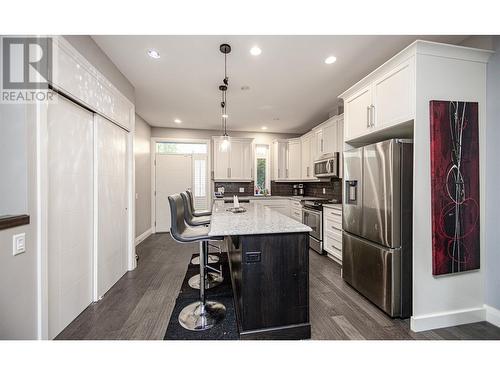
153,140 -> 210,233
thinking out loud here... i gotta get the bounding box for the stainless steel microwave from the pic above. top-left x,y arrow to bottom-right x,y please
313,153 -> 339,178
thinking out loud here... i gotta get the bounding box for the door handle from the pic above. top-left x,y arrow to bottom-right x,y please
370,105 -> 375,127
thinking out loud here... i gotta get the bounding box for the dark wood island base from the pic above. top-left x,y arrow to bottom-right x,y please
225,232 -> 311,340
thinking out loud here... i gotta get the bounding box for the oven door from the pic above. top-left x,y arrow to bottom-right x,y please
302,207 -> 322,241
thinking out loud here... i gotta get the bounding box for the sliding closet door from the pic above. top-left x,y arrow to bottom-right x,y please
95,114 -> 128,298
47,94 -> 93,339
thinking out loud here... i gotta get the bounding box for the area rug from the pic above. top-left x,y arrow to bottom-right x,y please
164,252 -> 239,340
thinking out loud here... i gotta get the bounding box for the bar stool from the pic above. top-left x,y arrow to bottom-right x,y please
168,194 -> 226,331
182,191 -> 220,265
186,190 -> 212,217
180,192 -> 223,289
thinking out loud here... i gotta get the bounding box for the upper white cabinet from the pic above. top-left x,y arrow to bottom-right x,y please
300,134 -> 313,179
340,48 -> 418,142
344,85 -> 373,140
212,137 -> 254,181
322,119 -> 337,154
372,57 -> 415,130
271,140 -> 288,180
287,138 -> 302,180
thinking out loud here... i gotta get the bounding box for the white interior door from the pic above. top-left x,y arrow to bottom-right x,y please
95,114 -> 128,299
155,154 -> 193,232
47,94 -> 93,339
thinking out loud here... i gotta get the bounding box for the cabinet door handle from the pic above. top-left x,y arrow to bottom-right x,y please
227,167 -> 231,178
321,138 -> 324,152
366,106 -> 371,128
286,169 -> 289,178
251,168 -> 253,179
278,168 -> 280,179
370,105 -> 375,127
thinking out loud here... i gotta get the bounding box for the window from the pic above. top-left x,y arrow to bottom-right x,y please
193,159 -> 206,198
254,144 -> 270,195
156,142 -> 207,154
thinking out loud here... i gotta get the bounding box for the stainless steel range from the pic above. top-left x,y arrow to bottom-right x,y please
301,198 -> 335,254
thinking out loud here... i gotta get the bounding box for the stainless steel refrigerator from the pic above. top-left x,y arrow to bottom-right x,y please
342,139 -> 413,318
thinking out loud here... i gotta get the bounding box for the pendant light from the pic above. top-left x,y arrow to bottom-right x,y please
219,43 -> 231,152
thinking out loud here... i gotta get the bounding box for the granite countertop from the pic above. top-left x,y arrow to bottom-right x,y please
208,202 -> 312,236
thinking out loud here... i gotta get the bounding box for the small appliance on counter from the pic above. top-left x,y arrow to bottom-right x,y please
214,186 -> 225,198
292,184 -> 304,196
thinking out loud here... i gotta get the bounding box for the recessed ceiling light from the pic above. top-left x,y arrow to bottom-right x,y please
261,126 -> 268,130
222,114 -> 228,118
324,55 -> 337,64
250,46 -> 262,56
148,49 -> 161,59
174,118 -> 182,124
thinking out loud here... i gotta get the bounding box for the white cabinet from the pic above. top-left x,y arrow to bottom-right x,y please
314,128 -> 324,159
271,140 -> 288,180
341,56 -> 415,142
213,138 -> 231,180
213,137 -> 254,181
344,85 -> 373,140
300,134 -> 313,179
290,199 -> 303,222
323,206 -> 343,264
287,138 -> 302,180
336,116 -> 344,178
372,57 -> 415,130
322,119 -> 337,154
251,199 -> 290,217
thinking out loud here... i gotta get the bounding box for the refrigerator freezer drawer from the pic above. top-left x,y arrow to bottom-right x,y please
342,232 -> 401,317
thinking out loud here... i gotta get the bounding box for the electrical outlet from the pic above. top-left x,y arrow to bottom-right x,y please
239,187 -> 244,193
323,188 -> 326,194
12,233 -> 26,256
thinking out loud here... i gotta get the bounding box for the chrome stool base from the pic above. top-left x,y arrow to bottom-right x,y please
188,272 -> 223,289
191,254 -> 219,265
178,301 -> 226,331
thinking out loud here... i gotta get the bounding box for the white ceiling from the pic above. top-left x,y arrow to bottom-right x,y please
92,35 -> 468,134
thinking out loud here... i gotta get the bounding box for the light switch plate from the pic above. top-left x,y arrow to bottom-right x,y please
239,187 -> 244,193
323,188 -> 326,194
13,233 -> 26,256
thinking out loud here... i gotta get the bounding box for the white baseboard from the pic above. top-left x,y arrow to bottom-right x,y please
135,227 -> 153,246
485,305 -> 500,328
410,307 -> 486,332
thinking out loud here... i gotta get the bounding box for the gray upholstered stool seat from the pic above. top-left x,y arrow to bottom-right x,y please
168,194 -> 226,331
186,190 -> 212,217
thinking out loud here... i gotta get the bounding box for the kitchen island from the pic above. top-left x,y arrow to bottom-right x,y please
209,201 -> 312,339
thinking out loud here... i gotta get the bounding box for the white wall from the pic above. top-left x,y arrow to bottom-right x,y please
411,52 -> 488,331
0,103 -> 38,339
134,115 -> 152,238
485,36 -> 500,311
0,104 -> 28,215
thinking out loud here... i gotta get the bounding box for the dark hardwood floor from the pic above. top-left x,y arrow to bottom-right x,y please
57,233 -> 500,340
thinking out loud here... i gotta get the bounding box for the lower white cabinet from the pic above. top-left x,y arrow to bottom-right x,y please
323,206 -> 343,264
290,200 -> 303,222
251,199 -> 291,217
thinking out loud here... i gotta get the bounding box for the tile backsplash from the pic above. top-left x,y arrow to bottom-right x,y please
214,179 -> 342,201
214,182 -> 254,196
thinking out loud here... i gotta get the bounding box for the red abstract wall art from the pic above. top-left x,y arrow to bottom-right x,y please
430,100 -> 480,276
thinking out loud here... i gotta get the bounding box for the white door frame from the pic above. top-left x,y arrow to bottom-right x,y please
36,92 -> 135,339
150,137 -> 212,234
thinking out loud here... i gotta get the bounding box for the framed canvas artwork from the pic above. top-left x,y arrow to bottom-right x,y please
429,100 -> 480,276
